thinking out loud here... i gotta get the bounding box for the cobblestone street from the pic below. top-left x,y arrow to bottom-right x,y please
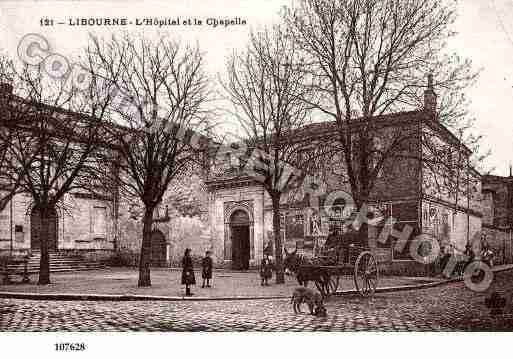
1,270 -> 513,331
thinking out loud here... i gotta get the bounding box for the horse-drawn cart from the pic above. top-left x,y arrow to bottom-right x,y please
284,238 -> 379,298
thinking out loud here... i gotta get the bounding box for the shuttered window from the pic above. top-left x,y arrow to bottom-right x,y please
91,206 -> 107,238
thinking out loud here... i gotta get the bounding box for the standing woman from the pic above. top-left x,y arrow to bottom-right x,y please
181,248 -> 196,296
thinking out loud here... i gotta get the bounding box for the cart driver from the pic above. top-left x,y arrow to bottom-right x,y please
324,228 -> 343,263
342,228 -> 365,263
325,228 -> 342,248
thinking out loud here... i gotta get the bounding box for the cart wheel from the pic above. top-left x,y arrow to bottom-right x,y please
328,274 -> 340,293
354,251 -> 379,297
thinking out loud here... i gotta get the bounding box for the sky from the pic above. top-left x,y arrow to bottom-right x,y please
1,0 -> 513,175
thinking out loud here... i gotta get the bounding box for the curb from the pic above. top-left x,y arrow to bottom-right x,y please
334,278 -> 456,297
1,265 -> 512,302
334,264 -> 513,297
0,292 -> 287,302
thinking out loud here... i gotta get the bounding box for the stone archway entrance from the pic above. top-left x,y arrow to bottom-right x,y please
30,206 -> 58,250
230,209 -> 250,270
150,230 -> 167,267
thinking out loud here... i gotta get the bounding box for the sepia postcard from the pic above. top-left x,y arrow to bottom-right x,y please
0,0 -> 512,357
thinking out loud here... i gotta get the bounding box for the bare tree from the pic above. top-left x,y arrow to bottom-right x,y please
163,173 -> 207,218
0,54 -> 115,284
222,26 -> 316,283
283,0 -> 480,240
86,33 -> 211,287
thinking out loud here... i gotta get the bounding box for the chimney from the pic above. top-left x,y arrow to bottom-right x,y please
0,82 -> 13,96
424,73 -> 437,114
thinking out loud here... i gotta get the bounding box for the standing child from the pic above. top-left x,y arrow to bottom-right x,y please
260,253 -> 273,286
201,251 -> 213,288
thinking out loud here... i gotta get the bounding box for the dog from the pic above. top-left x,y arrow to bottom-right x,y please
313,305 -> 327,317
291,286 -> 326,315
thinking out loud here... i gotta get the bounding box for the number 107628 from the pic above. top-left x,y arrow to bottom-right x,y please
55,343 -> 86,351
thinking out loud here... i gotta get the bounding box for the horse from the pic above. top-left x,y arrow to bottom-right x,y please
283,248 -> 331,296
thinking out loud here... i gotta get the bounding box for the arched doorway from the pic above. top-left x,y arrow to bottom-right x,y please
150,230 -> 167,267
30,206 -> 58,250
230,209 -> 250,270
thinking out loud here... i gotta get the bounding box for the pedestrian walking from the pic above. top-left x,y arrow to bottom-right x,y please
260,253 -> 273,286
181,248 -> 196,296
201,250 -> 213,288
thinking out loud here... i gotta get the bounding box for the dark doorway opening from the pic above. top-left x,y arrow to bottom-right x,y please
231,225 -> 250,270
30,206 -> 58,250
230,209 -> 251,270
150,230 -> 167,267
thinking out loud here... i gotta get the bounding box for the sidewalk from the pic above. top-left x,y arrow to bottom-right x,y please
3,265 -> 512,301
0,267 -> 439,300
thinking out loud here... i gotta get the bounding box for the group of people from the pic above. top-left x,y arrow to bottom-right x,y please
181,248 -> 213,296
180,228 -> 366,295
180,249 -> 275,296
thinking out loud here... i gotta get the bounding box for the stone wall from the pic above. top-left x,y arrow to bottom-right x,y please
481,191 -> 494,226
115,195 -> 212,267
61,194 -> 116,251
421,200 -> 481,253
0,193 -> 31,253
0,192 -> 116,256
371,124 -> 421,201
168,215 -> 211,266
482,175 -> 513,230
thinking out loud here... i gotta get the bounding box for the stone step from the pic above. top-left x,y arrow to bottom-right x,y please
26,258 -> 87,264
4,251 -> 105,273
5,267 -> 103,275
8,261 -> 101,267
8,261 -> 102,268
29,252 -> 81,258
6,266 -> 104,275
26,259 -> 96,265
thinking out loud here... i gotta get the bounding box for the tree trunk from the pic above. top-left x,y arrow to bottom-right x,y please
358,222 -> 369,248
38,206 -> 51,285
271,194 -> 285,284
355,196 -> 369,247
138,208 -> 153,287
356,193 -> 370,248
